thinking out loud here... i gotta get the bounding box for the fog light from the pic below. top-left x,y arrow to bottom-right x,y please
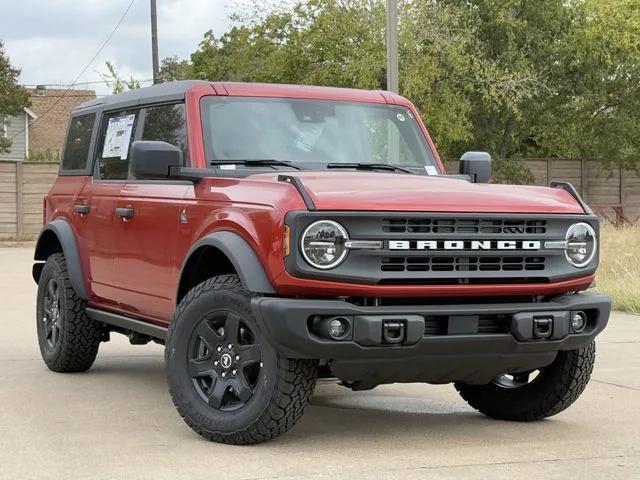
311,316 -> 352,341
328,318 -> 348,338
571,312 -> 586,333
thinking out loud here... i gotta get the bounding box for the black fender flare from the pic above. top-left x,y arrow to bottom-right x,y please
33,219 -> 89,300
179,231 -> 276,297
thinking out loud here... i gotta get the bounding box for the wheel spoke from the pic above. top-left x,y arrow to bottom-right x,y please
43,318 -> 53,337
43,297 -> 53,317
50,325 -> 59,345
231,376 -> 253,402
47,280 -> 57,300
224,313 -> 241,343
207,378 -> 228,409
238,344 -> 261,367
188,358 -> 214,378
195,321 -> 221,350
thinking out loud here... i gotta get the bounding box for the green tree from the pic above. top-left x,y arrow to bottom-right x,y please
189,0 -> 640,176
0,41 -> 30,154
100,61 -> 141,94
158,55 -> 194,82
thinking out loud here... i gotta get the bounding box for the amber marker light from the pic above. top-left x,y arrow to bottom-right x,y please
283,225 -> 291,256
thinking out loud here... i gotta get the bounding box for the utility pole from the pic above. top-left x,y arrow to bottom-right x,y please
150,0 -> 160,84
386,0 -> 399,93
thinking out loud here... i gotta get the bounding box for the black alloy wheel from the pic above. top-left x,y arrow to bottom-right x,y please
41,278 -> 62,350
188,311 -> 262,411
166,274 -> 318,444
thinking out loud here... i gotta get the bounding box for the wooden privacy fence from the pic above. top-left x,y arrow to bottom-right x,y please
0,161 -> 58,238
0,158 -> 638,238
445,158 -> 640,226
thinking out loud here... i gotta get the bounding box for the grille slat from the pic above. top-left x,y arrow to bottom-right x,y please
383,217 -> 547,235
381,256 -> 546,273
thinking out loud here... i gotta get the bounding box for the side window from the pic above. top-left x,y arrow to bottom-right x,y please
61,113 -> 95,171
95,110 -> 139,181
140,103 -> 188,165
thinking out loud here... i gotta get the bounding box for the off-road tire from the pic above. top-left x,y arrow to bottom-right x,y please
454,342 -> 596,421
36,253 -> 102,372
165,274 -> 317,445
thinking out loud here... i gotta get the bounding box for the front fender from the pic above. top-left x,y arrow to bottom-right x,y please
180,231 -> 276,296
34,219 -> 88,300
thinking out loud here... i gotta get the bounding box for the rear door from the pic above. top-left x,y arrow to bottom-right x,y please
76,108 -> 141,308
113,103 -> 191,322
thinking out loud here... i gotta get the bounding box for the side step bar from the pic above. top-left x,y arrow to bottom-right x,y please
86,308 -> 168,340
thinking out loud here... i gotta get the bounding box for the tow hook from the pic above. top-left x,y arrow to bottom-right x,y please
532,317 -> 553,339
382,320 -> 405,344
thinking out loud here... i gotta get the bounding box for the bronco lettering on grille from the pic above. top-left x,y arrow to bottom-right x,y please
388,240 -> 541,250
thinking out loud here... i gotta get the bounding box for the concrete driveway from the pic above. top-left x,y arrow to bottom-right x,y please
0,246 -> 638,479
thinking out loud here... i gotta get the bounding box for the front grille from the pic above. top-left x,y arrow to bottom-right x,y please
381,256 -> 546,272
382,217 -> 547,234
285,211 -> 594,286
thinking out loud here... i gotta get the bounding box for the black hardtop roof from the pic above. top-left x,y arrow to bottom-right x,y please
74,80 -> 210,114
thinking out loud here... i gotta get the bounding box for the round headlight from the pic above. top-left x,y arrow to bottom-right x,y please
565,222 -> 596,268
301,220 -> 349,269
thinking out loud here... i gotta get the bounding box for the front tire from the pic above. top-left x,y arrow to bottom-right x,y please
36,253 -> 102,372
165,275 -> 317,444
455,342 -> 596,421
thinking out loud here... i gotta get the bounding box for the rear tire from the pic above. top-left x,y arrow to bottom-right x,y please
165,275 -> 317,444
454,342 -> 596,421
36,253 -> 102,372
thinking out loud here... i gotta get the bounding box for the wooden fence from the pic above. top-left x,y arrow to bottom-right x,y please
445,158 -> 640,226
0,158 -> 638,239
0,161 -> 58,239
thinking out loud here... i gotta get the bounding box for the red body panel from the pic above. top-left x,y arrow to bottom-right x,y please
246,172 -> 584,214
43,82 -> 593,324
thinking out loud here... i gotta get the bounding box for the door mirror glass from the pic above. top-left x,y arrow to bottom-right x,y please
459,151 -> 492,183
130,140 -> 183,180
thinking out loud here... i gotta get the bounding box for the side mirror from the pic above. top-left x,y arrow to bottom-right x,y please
130,140 -> 183,180
459,151 -> 492,183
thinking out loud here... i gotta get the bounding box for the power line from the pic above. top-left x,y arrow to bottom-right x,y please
9,0 -> 137,142
22,78 -> 154,87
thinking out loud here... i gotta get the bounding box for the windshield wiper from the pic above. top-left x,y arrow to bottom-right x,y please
326,162 -> 414,174
210,159 -> 303,171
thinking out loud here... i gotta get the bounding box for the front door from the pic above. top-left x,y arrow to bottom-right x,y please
112,103 -> 191,323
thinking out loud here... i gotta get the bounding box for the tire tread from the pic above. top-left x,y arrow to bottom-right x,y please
166,275 -> 317,445
38,253 -> 102,372
455,342 -> 596,421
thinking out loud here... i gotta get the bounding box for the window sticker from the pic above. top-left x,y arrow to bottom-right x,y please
425,165 -> 439,176
102,114 -> 135,159
396,113 -> 406,122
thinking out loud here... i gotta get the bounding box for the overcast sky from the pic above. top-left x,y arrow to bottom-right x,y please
1,0 -> 256,96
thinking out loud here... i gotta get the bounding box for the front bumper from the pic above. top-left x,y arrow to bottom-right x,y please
251,293 -> 611,386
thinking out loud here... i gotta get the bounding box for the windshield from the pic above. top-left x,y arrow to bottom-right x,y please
201,97 -> 439,172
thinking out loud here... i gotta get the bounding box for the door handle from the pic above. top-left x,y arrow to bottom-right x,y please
115,207 -> 135,219
74,204 -> 90,215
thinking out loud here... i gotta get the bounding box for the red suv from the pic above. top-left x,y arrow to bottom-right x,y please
33,81 -> 610,444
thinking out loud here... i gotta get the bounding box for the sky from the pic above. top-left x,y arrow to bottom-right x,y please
1,0 -> 263,96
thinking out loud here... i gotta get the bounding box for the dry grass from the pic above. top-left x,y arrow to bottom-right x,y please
596,223 -> 640,314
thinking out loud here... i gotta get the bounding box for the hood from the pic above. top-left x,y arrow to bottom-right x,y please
252,171 -> 584,214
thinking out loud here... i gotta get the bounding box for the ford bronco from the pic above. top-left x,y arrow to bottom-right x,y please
33,80 -> 610,444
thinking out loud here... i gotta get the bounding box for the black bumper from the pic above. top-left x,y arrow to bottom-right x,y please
251,293 -> 611,386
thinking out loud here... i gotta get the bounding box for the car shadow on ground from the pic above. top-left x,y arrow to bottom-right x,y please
81,354 -> 588,448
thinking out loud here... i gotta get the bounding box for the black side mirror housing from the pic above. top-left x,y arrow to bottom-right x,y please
130,140 -> 183,180
459,151 -> 492,183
